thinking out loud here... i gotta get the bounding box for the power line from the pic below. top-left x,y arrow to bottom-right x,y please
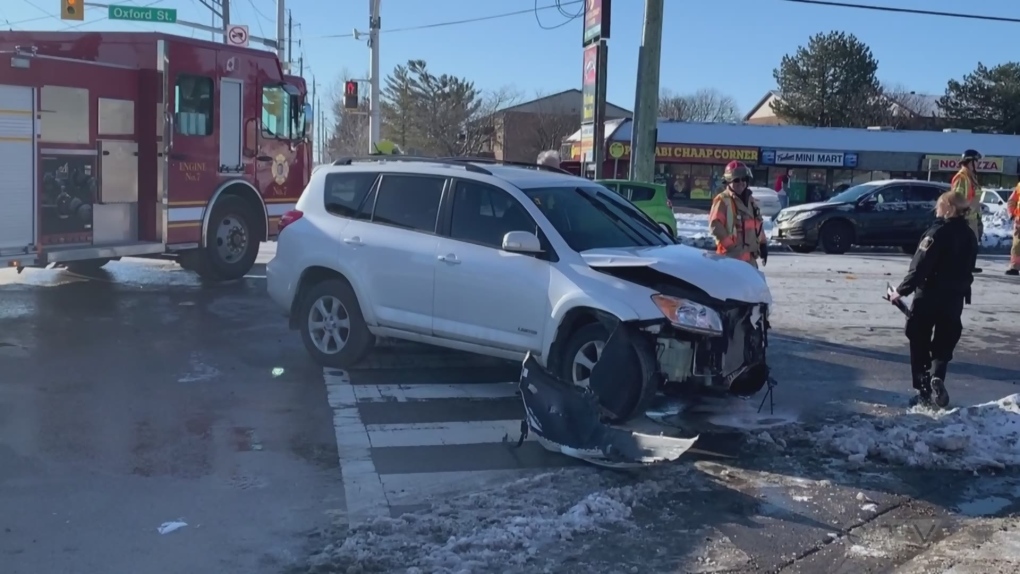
533,0 -> 583,31
310,0 -> 583,40
779,0 -> 1020,24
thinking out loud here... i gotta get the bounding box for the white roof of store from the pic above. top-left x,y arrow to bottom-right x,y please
566,119 -> 1020,156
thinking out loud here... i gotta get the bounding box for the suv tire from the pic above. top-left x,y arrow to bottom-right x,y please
820,220 -> 853,255
298,279 -> 375,369
559,322 -> 657,423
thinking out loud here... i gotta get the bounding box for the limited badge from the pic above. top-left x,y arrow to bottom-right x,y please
919,236 -> 934,251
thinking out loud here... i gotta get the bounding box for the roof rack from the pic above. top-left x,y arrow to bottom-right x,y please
438,156 -> 572,175
331,155 -> 492,175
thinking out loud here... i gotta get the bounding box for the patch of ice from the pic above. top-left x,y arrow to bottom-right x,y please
158,521 -> 187,534
956,496 -> 1012,517
309,467 -> 687,573
794,394 -> 1020,471
849,544 -> 888,558
861,503 -> 878,512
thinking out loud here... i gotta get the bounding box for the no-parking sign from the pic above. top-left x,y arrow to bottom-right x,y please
226,24 -> 249,47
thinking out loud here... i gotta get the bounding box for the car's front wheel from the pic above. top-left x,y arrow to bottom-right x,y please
298,279 -> 375,369
820,220 -> 853,254
559,322 -> 656,423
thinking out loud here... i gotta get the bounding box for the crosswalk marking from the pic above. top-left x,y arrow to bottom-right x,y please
365,420 -> 534,447
353,382 -> 519,402
325,361 -> 584,526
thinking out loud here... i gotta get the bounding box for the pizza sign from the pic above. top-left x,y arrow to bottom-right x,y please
923,154 -> 1003,173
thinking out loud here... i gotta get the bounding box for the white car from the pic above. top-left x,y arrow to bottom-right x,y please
750,187 -> 782,219
981,188 -> 1012,215
266,157 -> 773,420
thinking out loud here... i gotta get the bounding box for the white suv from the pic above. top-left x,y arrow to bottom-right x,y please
267,157 -> 774,421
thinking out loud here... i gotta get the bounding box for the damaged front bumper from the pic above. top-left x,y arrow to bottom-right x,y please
518,353 -> 699,468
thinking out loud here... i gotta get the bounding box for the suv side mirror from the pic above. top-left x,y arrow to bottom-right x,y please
502,231 -> 543,253
859,197 -> 876,210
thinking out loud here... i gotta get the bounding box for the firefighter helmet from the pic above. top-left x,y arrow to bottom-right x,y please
961,149 -> 982,162
723,161 -> 752,183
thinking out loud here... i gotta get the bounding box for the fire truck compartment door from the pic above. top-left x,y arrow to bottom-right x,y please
94,140 -> 139,244
219,79 -> 242,172
0,84 -> 37,257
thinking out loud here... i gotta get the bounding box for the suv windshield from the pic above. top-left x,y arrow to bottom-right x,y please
828,183 -> 880,204
522,185 -> 671,252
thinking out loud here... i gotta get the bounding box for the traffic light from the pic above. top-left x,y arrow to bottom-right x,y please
343,81 -> 359,110
61,0 -> 84,21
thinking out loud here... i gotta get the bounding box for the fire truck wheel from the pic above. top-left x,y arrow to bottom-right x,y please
298,278 -> 375,368
193,195 -> 262,281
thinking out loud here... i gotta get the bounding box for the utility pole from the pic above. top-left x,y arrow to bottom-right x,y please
311,78 -> 317,159
368,0 -> 382,153
221,0 -> 230,44
276,0 -> 287,67
629,0 -> 664,182
287,10 -> 293,68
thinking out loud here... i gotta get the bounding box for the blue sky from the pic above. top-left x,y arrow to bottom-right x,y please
7,0 -> 1020,117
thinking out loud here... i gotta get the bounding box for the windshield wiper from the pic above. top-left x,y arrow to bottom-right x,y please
572,187 -> 662,246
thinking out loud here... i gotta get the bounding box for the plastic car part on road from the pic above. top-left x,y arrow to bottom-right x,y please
516,353 -> 699,468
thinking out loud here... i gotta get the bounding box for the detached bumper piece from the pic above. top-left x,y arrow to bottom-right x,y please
517,353 -> 698,468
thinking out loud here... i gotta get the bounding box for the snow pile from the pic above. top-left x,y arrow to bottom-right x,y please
308,468 -> 682,573
802,394 -> 1020,471
982,212 -> 1015,250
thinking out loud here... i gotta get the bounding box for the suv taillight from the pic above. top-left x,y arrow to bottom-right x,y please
278,210 -> 303,233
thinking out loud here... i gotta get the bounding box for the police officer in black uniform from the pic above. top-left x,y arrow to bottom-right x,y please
888,191 -> 978,408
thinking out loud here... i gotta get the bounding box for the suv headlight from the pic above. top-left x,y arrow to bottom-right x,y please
651,294 -> 724,335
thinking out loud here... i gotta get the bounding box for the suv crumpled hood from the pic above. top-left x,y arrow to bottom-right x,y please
581,245 -> 772,305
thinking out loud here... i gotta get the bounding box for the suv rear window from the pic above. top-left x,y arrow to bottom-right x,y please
324,172 -> 379,218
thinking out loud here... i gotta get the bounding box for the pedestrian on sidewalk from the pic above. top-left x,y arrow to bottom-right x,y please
888,191 -> 978,408
1006,184 -> 1019,276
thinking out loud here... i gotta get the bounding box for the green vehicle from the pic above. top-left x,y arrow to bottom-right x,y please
597,179 -> 677,237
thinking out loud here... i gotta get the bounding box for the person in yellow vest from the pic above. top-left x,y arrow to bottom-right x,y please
1007,184 -> 1020,276
950,149 -> 984,273
709,161 -> 768,268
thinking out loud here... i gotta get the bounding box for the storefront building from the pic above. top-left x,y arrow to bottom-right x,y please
562,120 -> 1020,205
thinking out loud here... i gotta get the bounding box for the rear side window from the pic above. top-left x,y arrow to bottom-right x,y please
370,174 -> 446,233
324,172 -> 379,218
620,184 -> 656,202
907,185 -> 941,203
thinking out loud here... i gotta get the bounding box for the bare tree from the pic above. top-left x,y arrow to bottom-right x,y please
879,82 -> 939,128
500,89 -> 580,163
326,69 -> 369,159
459,86 -> 520,157
658,88 -> 741,122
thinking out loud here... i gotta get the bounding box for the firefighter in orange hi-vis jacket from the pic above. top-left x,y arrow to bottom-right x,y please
1007,184 -> 1020,276
709,161 -> 768,268
951,149 -> 984,273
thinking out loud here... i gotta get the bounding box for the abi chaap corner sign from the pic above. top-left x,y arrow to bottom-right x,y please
761,149 -> 859,168
922,154 -> 1003,173
605,141 -> 758,164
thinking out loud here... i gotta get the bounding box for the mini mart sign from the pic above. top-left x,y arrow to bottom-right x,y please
922,154 -> 1003,173
762,149 -> 858,168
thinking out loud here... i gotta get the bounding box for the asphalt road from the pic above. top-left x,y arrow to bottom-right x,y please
1,246 -> 1018,574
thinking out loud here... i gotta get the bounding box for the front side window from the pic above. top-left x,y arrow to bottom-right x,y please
449,180 -> 538,249
174,74 -> 213,136
873,186 -> 907,204
369,175 -> 446,233
522,186 -> 670,252
262,84 -> 293,139
323,172 -> 379,218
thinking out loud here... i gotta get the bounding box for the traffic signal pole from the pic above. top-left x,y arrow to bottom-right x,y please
368,0 -> 382,154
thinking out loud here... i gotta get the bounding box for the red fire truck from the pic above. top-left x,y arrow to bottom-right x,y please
0,31 -> 311,280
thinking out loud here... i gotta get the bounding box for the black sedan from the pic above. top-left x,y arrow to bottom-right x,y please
772,180 -> 966,255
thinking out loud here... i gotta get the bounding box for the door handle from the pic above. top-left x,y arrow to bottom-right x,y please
343,237 -> 364,246
437,254 -> 461,264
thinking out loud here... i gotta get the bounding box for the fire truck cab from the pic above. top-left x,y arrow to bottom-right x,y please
0,32 -> 311,280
